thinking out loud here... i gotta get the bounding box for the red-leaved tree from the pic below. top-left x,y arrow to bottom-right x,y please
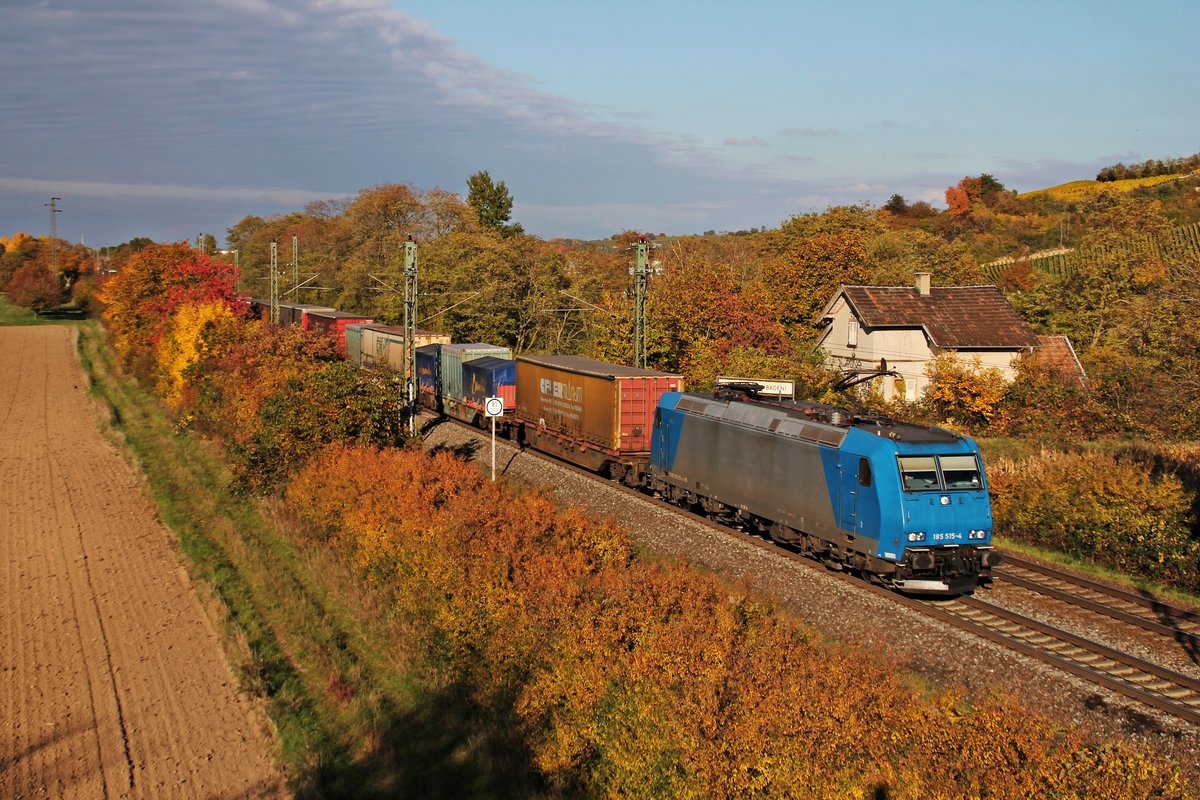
6,261 -> 64,310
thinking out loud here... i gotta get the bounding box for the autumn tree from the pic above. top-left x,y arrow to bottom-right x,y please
156,300 -> 244,411
919,352 -> 1008,430
195,233 -> 219,254
99,242 -> 241,375
6,261 -> 63,310
230,361 -> 404,493
0,231 -> 36,288
185,322 -> 343,443
2,235 -> 95,311
945,183 -> 973,219
225,184 -> 481,317
467,170 -> 523,237
756,206 -> 878,336
418,227 -> 571,351
883,193 -> 909,215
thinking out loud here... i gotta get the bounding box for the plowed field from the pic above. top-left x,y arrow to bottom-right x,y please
1,326 -> 285,799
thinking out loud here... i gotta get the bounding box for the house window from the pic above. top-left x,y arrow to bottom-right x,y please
847,318 -> 858,348
905,378 -> 918,401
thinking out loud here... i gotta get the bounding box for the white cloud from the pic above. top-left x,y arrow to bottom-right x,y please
723,137 -> 769,147
780,127 -> 837,137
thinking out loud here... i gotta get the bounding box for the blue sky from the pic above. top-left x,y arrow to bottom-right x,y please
1,0 -> 1196,248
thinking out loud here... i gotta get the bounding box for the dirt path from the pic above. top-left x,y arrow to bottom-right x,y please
0,326 -> 286,799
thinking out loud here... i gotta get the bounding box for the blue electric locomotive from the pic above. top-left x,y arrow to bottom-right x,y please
647,386 -> 1000,594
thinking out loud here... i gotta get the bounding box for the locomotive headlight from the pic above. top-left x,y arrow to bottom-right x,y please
907,531 -> 926,542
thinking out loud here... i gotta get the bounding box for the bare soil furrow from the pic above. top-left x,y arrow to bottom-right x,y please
0,326 -> 285,799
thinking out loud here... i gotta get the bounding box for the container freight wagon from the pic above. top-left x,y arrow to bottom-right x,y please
440,344 -> 513,425
247,298 -> 270,320
304,309 -> 374,350
415,345 -> 442,411
515,355 -> 683,477
359,325 -> 451,371
462,356 -> 516,427
280,302 -> 335,327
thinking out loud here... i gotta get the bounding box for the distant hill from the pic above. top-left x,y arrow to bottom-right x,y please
1020,173 -> 1189,202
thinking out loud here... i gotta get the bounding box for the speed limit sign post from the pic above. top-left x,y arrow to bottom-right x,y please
484,396 -> 504,481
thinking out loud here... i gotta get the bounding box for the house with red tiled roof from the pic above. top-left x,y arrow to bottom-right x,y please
815,272 -> 1044,402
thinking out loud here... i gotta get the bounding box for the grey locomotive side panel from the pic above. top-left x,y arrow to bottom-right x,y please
670,414 -> 840,538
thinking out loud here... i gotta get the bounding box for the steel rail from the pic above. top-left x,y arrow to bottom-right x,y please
996,554 -> 1200,645
923,595 -> 1200,727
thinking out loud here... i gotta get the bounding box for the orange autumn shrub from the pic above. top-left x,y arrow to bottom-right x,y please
288,444 -> 634,700
517,561 -> 926,796
286,443 -> 1192,798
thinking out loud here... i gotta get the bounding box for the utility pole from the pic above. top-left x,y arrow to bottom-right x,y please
269,240 -> 280,325
403,236 -> 419,434
633,236 -> 649,369
291,235 -> 299,301
45,197 -> 61,269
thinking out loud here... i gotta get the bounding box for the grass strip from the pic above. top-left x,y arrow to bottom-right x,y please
0,294 -> 72,326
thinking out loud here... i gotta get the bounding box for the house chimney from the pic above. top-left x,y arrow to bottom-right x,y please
915,272 -> 931,296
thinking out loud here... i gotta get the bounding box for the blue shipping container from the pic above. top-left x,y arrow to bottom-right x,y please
440,343 -> 513,402
462,357 -> 516,404
416,344 -> 441,392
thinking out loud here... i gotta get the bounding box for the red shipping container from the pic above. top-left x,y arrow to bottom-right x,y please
305,310 -> 374,350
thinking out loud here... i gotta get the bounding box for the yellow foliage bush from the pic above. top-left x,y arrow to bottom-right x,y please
922,352 -> 1008,428
989,449 -> 1200,590
155,300 -> 240,410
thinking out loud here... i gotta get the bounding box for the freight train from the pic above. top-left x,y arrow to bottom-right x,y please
248,298 -> 1000,594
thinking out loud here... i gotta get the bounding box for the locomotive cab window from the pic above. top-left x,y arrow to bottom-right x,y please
940,454 -> 982,490
858,457 -> 872,487
898,456 -> 939,491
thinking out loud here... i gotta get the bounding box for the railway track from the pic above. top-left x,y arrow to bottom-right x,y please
995,553 -> 1200,647
428,415 -> 1200,727
919,594 -> 1200,727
